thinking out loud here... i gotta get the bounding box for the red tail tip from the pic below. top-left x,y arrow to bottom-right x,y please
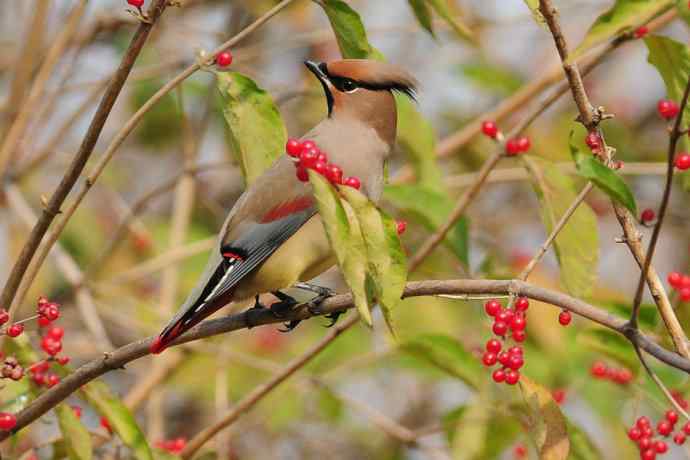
149,336 -> 167,355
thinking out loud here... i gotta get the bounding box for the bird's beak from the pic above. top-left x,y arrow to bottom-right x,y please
304,60 -> 329,85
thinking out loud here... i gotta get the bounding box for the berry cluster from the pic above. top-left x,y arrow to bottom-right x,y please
155,438 -> 187,454
672,390 -> 689,410
480,120 -> 531,156
589,361 -> 633,385
585,131 -> 602,154
285,138 -> 361,189
668,272 -> 690,302
481,297 -> 529,385
1,357 -> 23,381
628,412 -> 690,459
655,99 -> 690,170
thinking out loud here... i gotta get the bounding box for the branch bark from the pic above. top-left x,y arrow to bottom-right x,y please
2,277 -> 689,442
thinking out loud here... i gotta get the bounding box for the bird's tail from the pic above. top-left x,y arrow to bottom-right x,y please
150,251 -> 234,354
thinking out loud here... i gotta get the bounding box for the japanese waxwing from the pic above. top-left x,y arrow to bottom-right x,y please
151,59 -> 417,353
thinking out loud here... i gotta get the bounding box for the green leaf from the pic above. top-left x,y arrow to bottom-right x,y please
399,334 -> 482,389
570,0 -> 672,62
459,59 -> 524,96
522,156 -> 599,298
519,376 -> 570,460
217,72 -> 286,185
395,95 -> 445,191
426,0 -> 473,41
576,156 -> 637,213
677,0 -> 690,28
645,34 -> 690,187
56,404 -> 92,460
523,0 -> 546,26
407,0 -> 435,36
309,171 -> 373,326
81,381 -> 153,460
568,420 -> 603,460
320,0 -> 373,59
384,184 -> 468,265
578,328 -> 638,370
340,187 -> 408,336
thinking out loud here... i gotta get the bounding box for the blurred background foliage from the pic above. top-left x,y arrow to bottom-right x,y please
0,0 -> 690,459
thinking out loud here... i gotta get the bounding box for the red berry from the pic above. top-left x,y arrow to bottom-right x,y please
343,176 -> 361,189
47,326 -> 64,340
486,339 -> 502,353
507,354 -> 524,370
505,370 -> 520,385
46,374 -> 60,387
558,310 -> 571,326
634,26 -> 649,38
591,361 -> 607,378
657,420 -> 673,436
628,427 -> 642,441
515,297 -> 529,312
127,0 -> 144,8
654,440 -> 668,453
639,436 -> 653,450
482,352 -> 497,366
641,426 -> 654,438
6,324 -> 23,338
38,316 -> 51,327
674,433 -> 686,445
513,443 -> 527,458
668,272 -> 683,288
637,416 -> 652,429
508,346 -> 523,356
301,140 -> 315,151
285,139 -> 302,157
497,351 -> 511,366
676,152 -> 690,170
481,121 -> 498,139
510,315 -> 526,332
10,367 -> 23,381
552,388 -> 566,404
512,330 -> 526,342
32,372 -> 46,386
665,410 -> 679,425
516,136 -> 531,153
658,99 -> 680,119
43,305 -> 59,321
0,413 -> 17,431
100,417 -> 112,434
683,275 -> 690,289
492,321 -> 508,336
41,337 -> 62,356
680,288 -> 690,302
316,152 -> 328,163
295,167 -> 309,182
505,138 -> 521,156
640,208 -> 655,223
396,220 -> 407,236
614,368 -> 633,384
57,356 -> 70,365
313,161 -> 328,176
672,390 -> 689,409
484,300 -> 501,317
299,148 -> 319,169
0,309 -> 8,326
641,449 -> 656,460
71,405 -> 82,419
684,421 -> 690,435
325,164 -> 343,184
492,368 -> 506,383
30,361 -> 49,374
215,51 -> 233,67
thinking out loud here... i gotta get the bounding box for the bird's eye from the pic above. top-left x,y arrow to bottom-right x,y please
341,79 -> 358,93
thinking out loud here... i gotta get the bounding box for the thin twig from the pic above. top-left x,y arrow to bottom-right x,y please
3,278 -> 690,442
629,75 -> 690,327
0,0 -> 169,317
537,0 -> 690,359
180,315 -> 359,459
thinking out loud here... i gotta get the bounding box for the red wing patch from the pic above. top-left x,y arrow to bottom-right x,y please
260,196 -> 314,223
222,251 -> 245,261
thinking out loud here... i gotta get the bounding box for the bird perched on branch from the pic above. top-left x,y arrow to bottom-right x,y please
151,59 -> 417,354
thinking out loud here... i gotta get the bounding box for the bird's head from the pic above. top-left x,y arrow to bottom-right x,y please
305,59 -> 417,145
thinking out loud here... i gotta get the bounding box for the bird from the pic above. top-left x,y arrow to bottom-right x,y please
150,59 -> 417,354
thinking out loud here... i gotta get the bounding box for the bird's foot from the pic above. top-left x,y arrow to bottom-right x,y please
324,310 -> 345,327
271,291 -> 303,332
244,295 -> 266,329
294,282 -> 335,298
296,284 -> 340,327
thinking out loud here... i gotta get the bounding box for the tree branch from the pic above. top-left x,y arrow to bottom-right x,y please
0,0 -> 169,315
2,278 -> 689,442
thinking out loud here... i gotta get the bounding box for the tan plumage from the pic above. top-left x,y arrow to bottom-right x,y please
151,59 -> 416,352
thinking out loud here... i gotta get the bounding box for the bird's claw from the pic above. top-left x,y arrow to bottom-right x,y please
279,320 -> 302,332
324,311 -> 345,327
